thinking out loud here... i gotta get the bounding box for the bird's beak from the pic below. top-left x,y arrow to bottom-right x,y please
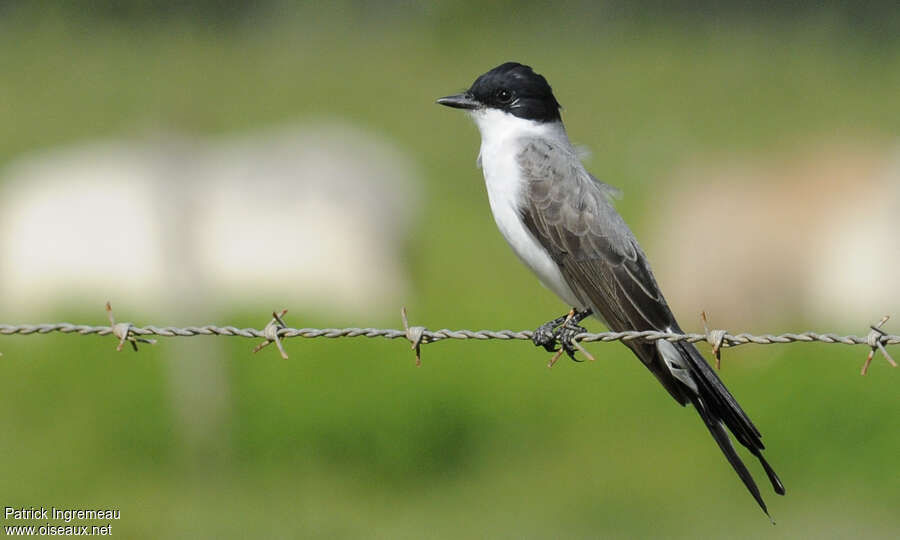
436,93 -> 480,110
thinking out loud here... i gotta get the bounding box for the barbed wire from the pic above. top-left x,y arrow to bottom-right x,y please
0,304 -> 896,375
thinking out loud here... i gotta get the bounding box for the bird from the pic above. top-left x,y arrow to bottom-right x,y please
437,62 -> 785,518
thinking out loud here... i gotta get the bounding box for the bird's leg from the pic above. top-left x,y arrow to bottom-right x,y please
532,312 -> 571,352
555,308 -> 593,362
532,307 -> 593,359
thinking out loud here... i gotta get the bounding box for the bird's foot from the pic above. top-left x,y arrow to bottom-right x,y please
532,308 -> 593,366
556,316 -> 589,362
532,313 -> 569,352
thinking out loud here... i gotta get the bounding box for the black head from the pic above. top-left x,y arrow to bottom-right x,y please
437,62 -> 562,123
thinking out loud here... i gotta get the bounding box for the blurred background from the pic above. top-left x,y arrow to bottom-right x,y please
1,1 -> 898,538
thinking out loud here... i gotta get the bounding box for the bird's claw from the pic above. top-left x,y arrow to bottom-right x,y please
532,309 -> 592,364
532,320 -> 561,352
555,319 -> 588,362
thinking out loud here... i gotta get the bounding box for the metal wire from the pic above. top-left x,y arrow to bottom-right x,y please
0,304 -> 896,373
2,321 -> 899,346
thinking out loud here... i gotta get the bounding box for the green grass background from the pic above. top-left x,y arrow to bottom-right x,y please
1,4 -> 898,538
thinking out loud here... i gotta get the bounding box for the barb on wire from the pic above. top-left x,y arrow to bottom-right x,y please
253,309 -> 290,359
401,307 -> 427,366
862,316 -> 897,375
0,304 -> 897,374
106,302 -> 156,352
702,311 -> 727,370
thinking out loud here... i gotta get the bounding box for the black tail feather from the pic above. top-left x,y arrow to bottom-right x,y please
751,448 -> 786,495
691,394 -> 771,517
675,340 -> 784,516
678,341 -> 761,439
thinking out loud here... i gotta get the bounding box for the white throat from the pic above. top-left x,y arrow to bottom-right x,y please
468,108 -> 583,309
470,108 -> 567,164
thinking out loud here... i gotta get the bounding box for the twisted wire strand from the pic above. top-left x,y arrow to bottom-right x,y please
1,323 -> 898,348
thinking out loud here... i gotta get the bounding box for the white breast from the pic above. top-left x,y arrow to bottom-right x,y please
471,109 -> 584,309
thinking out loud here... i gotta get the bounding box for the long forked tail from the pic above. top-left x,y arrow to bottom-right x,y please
676,341 -> 785,518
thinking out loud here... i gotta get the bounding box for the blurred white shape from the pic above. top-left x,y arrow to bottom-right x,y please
0,123 -> 420,319
647,143 -> 900,330
0,144 -> 166,313
193,125 -> 417,315
808,150 -> 900,324
0,123 -> 421,461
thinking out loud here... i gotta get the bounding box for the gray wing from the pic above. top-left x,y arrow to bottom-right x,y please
516,137 -> 687,401
516,138 -> 678,334
516,138 -> 786,511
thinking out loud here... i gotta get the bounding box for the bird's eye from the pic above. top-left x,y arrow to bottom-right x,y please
495,89 -> 513,103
